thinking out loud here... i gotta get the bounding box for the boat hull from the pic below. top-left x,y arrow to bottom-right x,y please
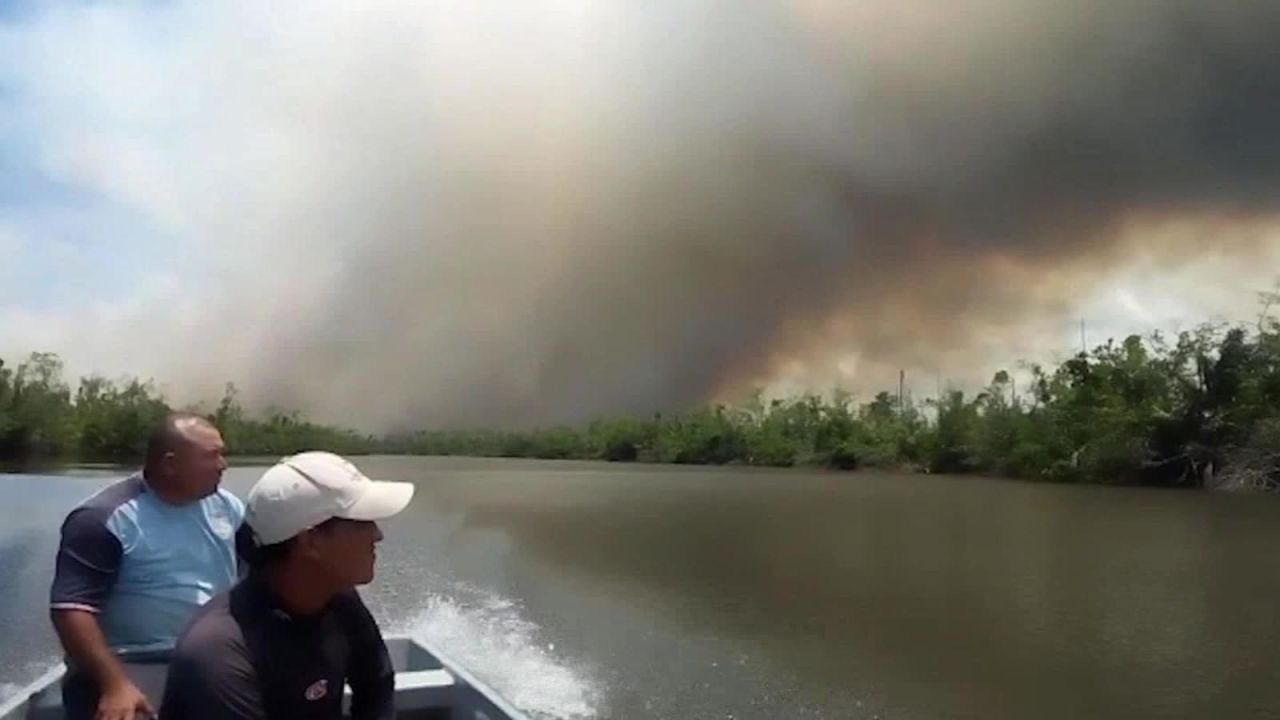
0,636 -> 528,720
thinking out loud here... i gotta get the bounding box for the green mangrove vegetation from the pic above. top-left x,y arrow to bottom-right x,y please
5,314 -> 1280,490
0,353 -> 373,461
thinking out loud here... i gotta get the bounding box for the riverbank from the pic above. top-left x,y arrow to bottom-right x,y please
5,318 -> 1280,489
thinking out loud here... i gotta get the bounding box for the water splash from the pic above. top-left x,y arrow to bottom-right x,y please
390,587 -> 602,719
1,587 -> 603,719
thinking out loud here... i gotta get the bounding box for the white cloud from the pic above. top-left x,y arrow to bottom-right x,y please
0,224 -> 23,263
0,224 -> 29,304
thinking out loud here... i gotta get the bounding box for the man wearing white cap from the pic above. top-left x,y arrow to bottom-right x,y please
160,451 -> 415,720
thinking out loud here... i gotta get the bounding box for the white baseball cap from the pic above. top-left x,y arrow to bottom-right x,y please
245,451 -> 415,545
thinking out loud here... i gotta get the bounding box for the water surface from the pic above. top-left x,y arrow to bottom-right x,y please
3,458 -> 1278,718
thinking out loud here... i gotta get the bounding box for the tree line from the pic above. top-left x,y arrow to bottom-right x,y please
5,314 -> 1280,489
0,353 -> 373,462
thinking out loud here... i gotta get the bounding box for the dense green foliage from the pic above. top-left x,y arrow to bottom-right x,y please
0,357 -> 374,461
377,317 -> 1280,489
6,313 -> 1280,488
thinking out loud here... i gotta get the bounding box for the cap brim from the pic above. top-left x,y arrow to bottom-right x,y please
341,480 -> 415,522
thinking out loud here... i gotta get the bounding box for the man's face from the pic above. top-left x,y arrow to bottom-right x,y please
170,423 -> 228,499
312,519 -> 384,587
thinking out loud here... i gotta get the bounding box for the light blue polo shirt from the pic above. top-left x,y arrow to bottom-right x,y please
50,473 -> 244,654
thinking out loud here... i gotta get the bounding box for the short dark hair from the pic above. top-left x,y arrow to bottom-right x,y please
241,517 -> 345,571
145,412 -> 216,468
243,535 -> 295,570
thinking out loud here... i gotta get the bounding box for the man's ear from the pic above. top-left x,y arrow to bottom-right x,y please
157,450 -> 177,475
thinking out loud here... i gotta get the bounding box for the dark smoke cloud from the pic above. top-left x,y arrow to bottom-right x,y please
6,1 -> 1280,429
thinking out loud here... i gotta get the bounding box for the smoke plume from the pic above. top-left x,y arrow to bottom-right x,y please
4,1 -> 1280,429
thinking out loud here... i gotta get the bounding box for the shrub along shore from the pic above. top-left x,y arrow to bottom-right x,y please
5,318 -> 1280,490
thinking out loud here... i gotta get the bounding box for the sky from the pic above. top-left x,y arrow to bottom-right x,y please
2,1 -> 1280,430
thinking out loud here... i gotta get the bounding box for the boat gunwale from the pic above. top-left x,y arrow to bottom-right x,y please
0,636 -> 531,720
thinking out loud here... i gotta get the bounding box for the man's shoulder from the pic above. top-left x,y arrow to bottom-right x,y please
167,589 -> 259,712
61,474 -> 146,534
204,487 -> 246,522
174,591 -> 245,662
71,473 -> 145,514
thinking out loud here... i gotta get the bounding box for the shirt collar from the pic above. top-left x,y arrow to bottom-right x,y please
240,571 -> 335,625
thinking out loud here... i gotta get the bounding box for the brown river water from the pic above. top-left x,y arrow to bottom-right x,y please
2,456 -> 1278,719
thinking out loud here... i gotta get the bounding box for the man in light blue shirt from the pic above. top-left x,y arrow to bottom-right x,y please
50,412 -> 243,720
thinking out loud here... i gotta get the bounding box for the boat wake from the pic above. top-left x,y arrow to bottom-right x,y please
390,587 -> 602,720
1,590 -> 604,719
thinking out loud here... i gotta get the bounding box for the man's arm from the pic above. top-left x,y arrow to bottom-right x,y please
50,611 -> 153,719
341,592 -> 395,720
50,508 -> 152,720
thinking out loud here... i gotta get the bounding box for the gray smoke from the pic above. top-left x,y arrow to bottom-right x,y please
6,1 -> 1280,429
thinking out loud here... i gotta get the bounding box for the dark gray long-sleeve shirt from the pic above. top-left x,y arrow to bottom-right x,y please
160,575 -> 394,720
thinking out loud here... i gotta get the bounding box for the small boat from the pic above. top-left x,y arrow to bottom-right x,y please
0,636 -> 529,720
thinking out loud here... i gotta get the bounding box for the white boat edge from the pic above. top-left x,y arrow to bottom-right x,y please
0,665 -> 65,719
0,635 -> 533,720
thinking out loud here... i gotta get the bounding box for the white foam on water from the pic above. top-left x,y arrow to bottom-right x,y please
390,587 -> 602,720
0,590 -> 603,719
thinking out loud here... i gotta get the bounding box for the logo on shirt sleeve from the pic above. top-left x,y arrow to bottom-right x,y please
304,679 -> 329,701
